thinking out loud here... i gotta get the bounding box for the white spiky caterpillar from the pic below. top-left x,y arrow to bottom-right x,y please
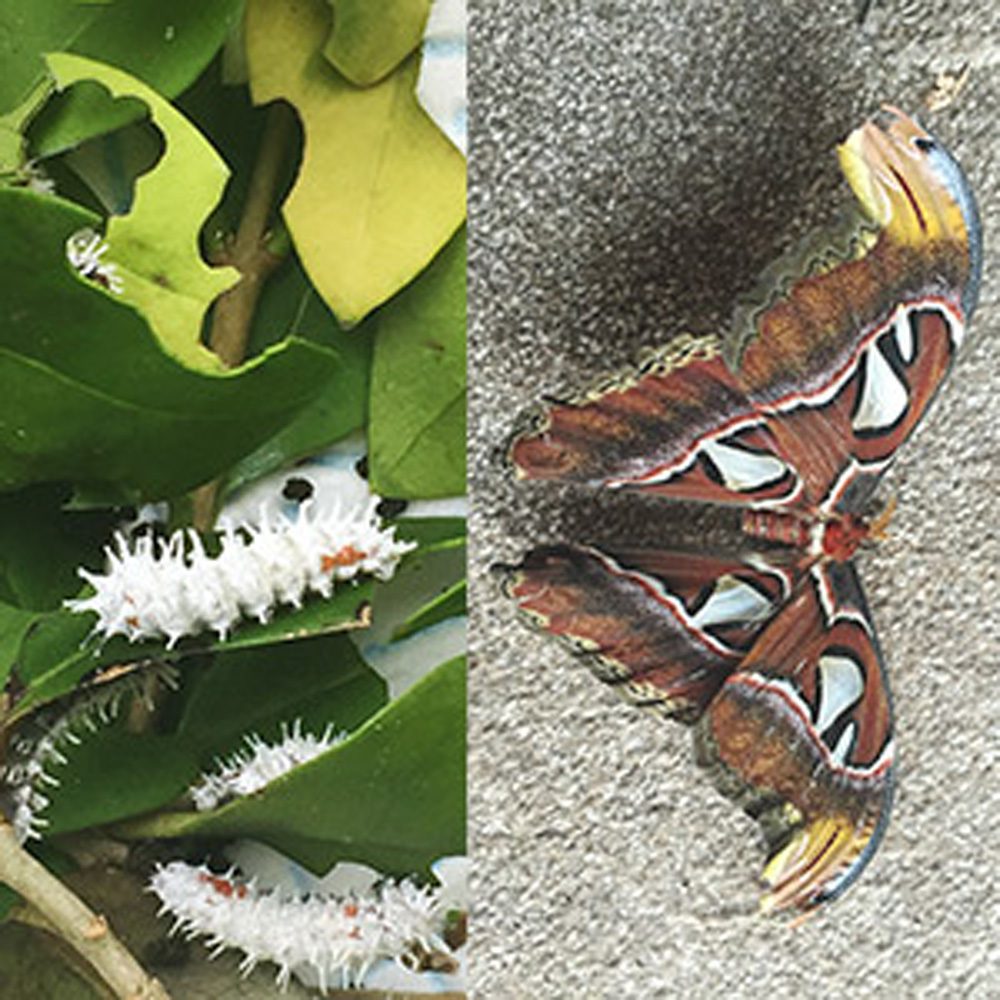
189,720 -> 345,812
1,663 -> 179,843
65,499 -> 414,648
148,857 -> 467,992
66,228 -> 124,293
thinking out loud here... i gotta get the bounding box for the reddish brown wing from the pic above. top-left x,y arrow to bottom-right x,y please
509,336 -> 805,509
740,109 -> 982,513
510,294 -> 969,517
510,112 -> 981,516
499,545 -> 797,723
504,111 -> 980,917
696,560 -> 894,914
741,295 -> 966,514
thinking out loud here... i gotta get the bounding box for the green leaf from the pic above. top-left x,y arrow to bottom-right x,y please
115,655 -> 466,876
359,516 -> 466,650
393,516 -> 466,552
0,188 -> 339,500
246,0 -> 466,325
222,253 -> 374,498
47,52 -> 239,372
0,123 -> 23,176
178,634 -> 387,753
27,82 -> 148,160
0,0 -> 242,125
323,0 -> 430,86
200,577 -> 373,652
0,602 -> 38,691
60,115 -> 163,216
369,228 -> 466,497
392,579 -> 465,641
361,538 -> 465,654
0,83 -> 50,175
10,581 -> 373,724
0,485 -> 116,611
43,729 -> 200,837
5,609 -> 98,723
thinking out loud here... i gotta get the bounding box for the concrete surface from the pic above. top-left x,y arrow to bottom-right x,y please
469,2 -> 999,997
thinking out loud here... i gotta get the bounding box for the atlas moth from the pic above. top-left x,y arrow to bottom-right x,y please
148,853 -> 468,993
65,498 -> 414,648
500,108 -> 981,915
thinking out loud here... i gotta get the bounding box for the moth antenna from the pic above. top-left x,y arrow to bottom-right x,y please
868,494 -> 898,541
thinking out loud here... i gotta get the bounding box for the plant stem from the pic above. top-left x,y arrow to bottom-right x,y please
191,101 -> 296,530
0,823 -> 172,1000
208,101 -> 294,367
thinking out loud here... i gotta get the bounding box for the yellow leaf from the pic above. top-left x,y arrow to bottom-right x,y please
46,52 -> 239,373
246,0 -> 466,326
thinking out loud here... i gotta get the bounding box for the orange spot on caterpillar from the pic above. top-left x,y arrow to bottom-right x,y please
199,873 -> 248,899
321,546 -> 365,572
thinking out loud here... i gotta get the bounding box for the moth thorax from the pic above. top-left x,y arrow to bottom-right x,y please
816,514 -> 871,561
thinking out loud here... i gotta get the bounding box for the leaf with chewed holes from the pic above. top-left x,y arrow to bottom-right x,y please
46,52 -> 239,372
0,189 -> 338,503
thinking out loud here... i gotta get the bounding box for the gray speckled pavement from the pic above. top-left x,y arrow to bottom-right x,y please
469,2 -> 999,997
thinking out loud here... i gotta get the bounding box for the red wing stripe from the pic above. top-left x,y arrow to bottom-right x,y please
604,413 -> 762,487
762,296 -> 964,414
589,549 -> 738,658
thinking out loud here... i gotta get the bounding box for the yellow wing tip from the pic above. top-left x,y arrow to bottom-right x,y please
758,816 -> 861,915
837,106 -> 967,247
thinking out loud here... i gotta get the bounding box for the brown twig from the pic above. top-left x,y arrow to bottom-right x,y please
191,101 -> 296,530
208,101 -> 294,367
0,822 -> 172,1000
